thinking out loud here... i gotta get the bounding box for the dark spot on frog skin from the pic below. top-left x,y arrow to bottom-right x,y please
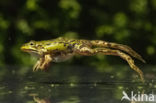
55,49 -> 58,51
127,57 -> 131,60
58,42 -> 63,44
64,43 -> 68,47
53,52 -> 61,56
67,43 -> 76,51
66,45 -> 73,53
46,43 -> 51,45
67,45 -> 72,50
72,43 -> 76,47
69,40 -> 76,43
79,45 -> 84,49
37,45 -> 42,48
107,43 -> 111,47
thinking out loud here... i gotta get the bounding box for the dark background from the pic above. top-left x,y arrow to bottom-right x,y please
0,0 -> 155,80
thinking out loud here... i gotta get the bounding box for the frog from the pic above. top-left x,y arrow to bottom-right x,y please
21,37 -> 146,82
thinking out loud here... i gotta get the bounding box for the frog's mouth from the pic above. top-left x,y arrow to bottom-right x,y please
21,46 -> 38,54
22,49 -> 37,53
21,48 -> 40,56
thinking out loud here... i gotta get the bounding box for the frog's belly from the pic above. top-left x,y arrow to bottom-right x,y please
53,53 -> 74,62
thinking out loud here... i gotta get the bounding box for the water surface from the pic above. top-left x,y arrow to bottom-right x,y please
0,65 -> 155,103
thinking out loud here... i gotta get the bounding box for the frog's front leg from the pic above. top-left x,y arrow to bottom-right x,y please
90,40 -> 145,63
33,54 -> 52,71
33,57 -> 45,71
40,54 -> 52,70
75,47 -> 144,82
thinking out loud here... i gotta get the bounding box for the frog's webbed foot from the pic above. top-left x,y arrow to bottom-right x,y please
91,40 -> 146,63
33,54 -> 52,71
76,47 -> 144,82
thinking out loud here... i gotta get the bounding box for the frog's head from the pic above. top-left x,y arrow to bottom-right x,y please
21,40 -> 41,55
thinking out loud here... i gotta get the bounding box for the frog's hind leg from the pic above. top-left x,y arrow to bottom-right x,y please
76,47 -> 144,82
90,40 -> 145,63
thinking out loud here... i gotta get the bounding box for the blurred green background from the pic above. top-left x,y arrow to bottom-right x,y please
0,0 -> 155,80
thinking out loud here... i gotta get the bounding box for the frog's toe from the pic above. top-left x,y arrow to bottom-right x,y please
33,65 -> 38,71
40,61 -> 51,71
40,63 -> 48,70
33,61 -> 41,71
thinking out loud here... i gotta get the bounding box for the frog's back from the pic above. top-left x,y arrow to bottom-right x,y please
60,37 -> 92,48
44,37 -> 92,52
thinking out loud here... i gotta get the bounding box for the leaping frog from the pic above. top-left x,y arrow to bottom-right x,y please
21,37 -> 145,82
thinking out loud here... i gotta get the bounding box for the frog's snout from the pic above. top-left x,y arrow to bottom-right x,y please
20,45 -> 28,52
20,45 -> 25,51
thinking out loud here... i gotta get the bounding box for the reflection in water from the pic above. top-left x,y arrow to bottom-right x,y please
33,97 -> 51,103
0,80 -> 155,103
29,93 -> 81,103
25,82 -> 149,103
0,65 -> 155,103
29,93 -> 51,103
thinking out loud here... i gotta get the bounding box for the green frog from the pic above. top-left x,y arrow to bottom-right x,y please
21,37 -> 145,82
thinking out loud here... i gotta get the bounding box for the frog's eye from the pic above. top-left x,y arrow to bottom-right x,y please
30,42 -> 34,46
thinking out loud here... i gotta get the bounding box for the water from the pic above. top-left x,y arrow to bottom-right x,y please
0,65 -> 156,103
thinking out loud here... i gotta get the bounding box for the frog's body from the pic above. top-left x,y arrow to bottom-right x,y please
21,37 -> 145,82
